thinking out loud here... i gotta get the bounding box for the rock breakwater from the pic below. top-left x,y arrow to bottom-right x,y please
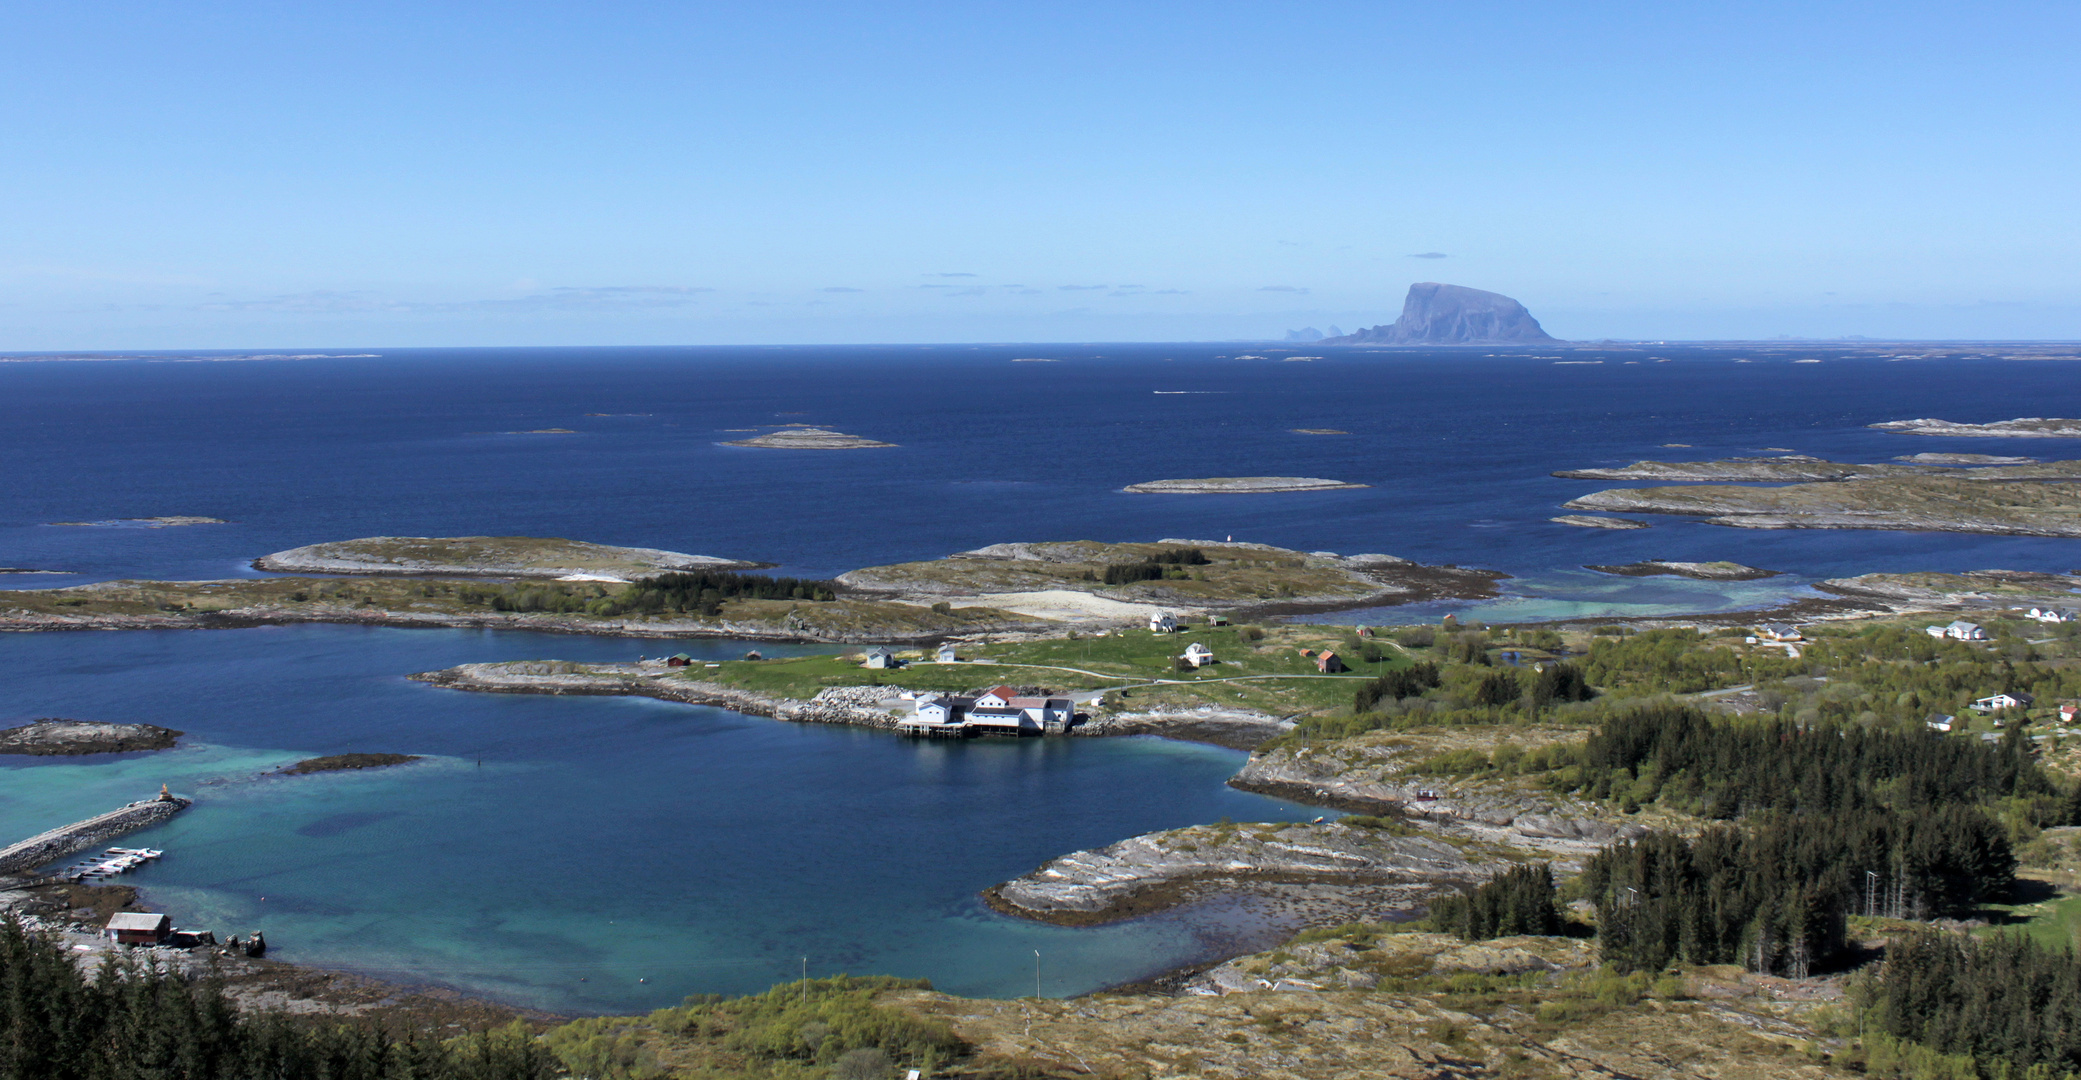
0,796 -> 191,875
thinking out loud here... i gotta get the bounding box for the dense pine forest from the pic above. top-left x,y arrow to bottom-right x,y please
0,919 -> 556,1080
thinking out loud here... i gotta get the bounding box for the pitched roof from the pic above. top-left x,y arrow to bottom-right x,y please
983,685 -> 1019,699
106,913 -> 169,931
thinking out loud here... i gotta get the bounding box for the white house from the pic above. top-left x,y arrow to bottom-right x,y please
1927,620 -> 1987,641
2031,606 -> 2079,623
1149,613 -> 1178,634
2062,703 -> 2079,724
862,646 -> 900,669
1927,714 -> 1955,733
1181,642 -> 1215,668
1756,624 -> 1803,642
901,685 -> 1073,733
936,644 -> 959,663
1971,691 -> 2035,713
909,693 -> 964,726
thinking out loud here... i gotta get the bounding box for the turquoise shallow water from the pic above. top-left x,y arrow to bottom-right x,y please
0,626 -> 1314,1013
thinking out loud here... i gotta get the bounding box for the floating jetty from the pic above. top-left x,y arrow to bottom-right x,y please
0,787 -> 189,876
53,847 -> 164,883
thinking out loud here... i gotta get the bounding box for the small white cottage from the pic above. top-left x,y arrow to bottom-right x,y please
1149,613 -> 1178,634
1181,642 -> 1215,668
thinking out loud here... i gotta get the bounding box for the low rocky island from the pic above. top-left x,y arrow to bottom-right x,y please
0,720 -> 182,755
279,753 -> 423,775
254,535 -> 758,579
1289,428 -> 1348,435
0,568 -> 72,575
721,427 -> 896,449
1566,475 -> 2081,536
1554,456 -> 2081,482
1584,560 -> 1778,581
1122,477 -> 1368,494
1549,514 -> 1648,529
47,516 -> 226,528
1896,452 -> 2038,464
1871,417 -> 2081,438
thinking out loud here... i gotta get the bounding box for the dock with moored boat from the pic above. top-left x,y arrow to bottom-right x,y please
53,847 -> 164,883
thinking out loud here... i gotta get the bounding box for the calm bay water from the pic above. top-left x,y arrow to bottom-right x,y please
0,627 -> 1314,1012
4,344 -> 2081,1011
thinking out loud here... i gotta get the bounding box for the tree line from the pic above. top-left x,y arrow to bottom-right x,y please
453,569 -> 837,618
1098,547 -> 1210,585
0,918 -> 556,1080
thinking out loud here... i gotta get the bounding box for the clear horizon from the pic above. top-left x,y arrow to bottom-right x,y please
4,2 -> 2077,349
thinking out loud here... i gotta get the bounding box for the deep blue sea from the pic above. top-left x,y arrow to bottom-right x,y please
4,343 -> 2080,1011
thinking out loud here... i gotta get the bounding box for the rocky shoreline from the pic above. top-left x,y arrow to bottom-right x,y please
410,662 -> 904,728
1229,744 -> 1645,848
982,820 -> 1494,926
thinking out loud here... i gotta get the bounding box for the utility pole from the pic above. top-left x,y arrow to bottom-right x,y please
801,957 -> 808,1005
1034,950 -> 1042,999
1866,871 -> 1877,918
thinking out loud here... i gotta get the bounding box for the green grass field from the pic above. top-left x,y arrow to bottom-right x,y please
692,626 -> 1412,714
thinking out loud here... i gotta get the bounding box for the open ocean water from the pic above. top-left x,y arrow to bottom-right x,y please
4,343 -> 2080,1011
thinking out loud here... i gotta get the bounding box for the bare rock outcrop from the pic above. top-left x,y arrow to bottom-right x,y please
1229,744 -> 1641,846
985,820 -> 1492,924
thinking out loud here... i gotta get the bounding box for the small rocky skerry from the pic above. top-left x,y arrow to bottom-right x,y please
1584,560 -> 1777,581
0,720 -> 182,756
1122,477 -> 1368,494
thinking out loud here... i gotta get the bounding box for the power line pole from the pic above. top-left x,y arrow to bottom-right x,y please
1034,950 -> 1041,999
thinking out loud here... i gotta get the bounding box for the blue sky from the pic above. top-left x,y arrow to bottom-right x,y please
3,1 -> 2076,347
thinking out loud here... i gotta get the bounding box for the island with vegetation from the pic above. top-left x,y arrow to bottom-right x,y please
1553,455 -> 2081,482
0,563 -> 1036,642
836,540 -> 1500,619
1872,416 -> 2081,438
1121,476 -> 1368,493
278,753 -> 422,775
1565,474 -> 2081,536
254,535 -> 759,579
0,719 -> 182,755
720,427 -> 897,449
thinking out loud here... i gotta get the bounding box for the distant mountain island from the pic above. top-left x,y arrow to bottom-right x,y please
1321,283 -> 1555,345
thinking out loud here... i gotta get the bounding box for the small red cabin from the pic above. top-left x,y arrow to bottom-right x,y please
106,912 -> 171,946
